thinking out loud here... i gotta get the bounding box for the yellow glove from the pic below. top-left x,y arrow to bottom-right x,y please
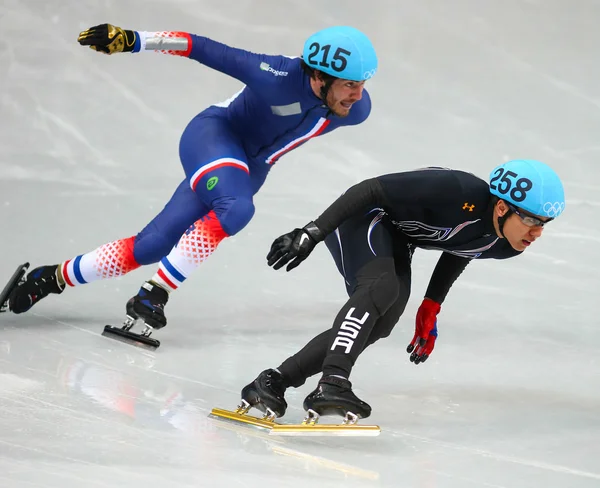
77,24 -> 137,54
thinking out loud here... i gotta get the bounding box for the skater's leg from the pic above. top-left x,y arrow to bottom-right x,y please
321,257 -> 400,378
302,212 -> 410,419
244,213 -> 412,418
9,179 -> 207,314
60,179 -> 209,287
277,329 -> 332,388
121,179 -> 211,328
322,210 -> 404,379
272,211 -> 402,385
146,114 -> 268,292
277,265 -> 411,388
150,212 -> 227,291
363,249 -> 413,348
59,236 -> 140,287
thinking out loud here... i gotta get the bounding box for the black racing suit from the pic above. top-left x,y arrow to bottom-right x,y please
278,168 -> 522,386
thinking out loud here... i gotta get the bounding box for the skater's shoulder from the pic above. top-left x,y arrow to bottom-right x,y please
407,167 -> 489,194
253,55 -> 302,80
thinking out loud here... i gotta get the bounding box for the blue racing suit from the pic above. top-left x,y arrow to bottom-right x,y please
131,33 -> 371,264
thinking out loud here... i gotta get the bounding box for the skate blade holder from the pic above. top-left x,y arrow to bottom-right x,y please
209,404 -> 277,431
103,316 -> 160,350
269,409 -> 380,437
0,263 -> 30,313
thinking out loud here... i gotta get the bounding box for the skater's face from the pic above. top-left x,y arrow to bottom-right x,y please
494,199 -> 550,251
310,71 -> 365,117
325,78 -> 365,117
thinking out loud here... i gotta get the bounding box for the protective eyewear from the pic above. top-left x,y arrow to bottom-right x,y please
506,203 -> 552,227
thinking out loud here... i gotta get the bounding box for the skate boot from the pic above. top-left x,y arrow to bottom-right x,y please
102,281 -> 168,350
8,265 -> 64,314
303,375 -> 371,421
240,369 -> 288,419
125,281 -> 169,330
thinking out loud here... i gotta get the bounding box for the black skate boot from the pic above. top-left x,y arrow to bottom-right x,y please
240,369 -> 288,419
8,265 -> 64,314
303,376 -> 372,421
102,281 -> 168,350
125,281 -> 169,330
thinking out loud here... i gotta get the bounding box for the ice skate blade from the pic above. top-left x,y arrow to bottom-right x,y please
209,407 -> 276,430
102,325 -> 160,350
269,424 -> 380,437
0,262 -> 30,313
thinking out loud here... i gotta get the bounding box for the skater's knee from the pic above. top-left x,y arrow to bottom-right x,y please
366,290 -> 409,346
374,304 -> 403,340
366,273 -> 400,316
211,195 -> 255,236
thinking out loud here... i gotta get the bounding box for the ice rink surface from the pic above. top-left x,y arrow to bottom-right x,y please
1,0 -> 599,486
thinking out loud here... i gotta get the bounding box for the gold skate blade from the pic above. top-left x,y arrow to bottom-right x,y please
209,407 -> 276,430
269,423 -> 380,436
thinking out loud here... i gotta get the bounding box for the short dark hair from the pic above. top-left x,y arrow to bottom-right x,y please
300,60 -> 337,84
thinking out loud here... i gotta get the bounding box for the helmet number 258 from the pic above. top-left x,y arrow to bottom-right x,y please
489,168 -> 533,203
307,42 -> 351,72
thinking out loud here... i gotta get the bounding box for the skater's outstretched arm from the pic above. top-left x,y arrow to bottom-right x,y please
266,170 -> 463,272
77,24 -> 289,89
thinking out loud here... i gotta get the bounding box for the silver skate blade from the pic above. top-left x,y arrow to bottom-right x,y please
102,325 -> 160,350
269,423 -> 381,436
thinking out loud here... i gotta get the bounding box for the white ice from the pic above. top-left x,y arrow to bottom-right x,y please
1,0 -> 599,487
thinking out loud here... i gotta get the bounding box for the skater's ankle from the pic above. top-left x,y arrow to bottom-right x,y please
320,375 -> 352,388
148,280 -> 170,294
273,368 -> 292,389
321,366 -> 351,380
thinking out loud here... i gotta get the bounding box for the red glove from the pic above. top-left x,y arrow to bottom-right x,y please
406,298 -> 441,364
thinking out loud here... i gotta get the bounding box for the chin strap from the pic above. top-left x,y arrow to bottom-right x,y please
319,78 -> 335,108
497,209 -> 513,238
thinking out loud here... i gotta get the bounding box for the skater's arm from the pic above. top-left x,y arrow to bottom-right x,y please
313,178 -> 389,236
77,24 -> 286,88
424,253 -> 470,304
135,32 -> 286,87
314,170 -> 461,236
267,171 -> 462,273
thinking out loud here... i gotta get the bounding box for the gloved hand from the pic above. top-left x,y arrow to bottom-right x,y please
406,298 -> 441,364
267,222 -> 325,272
77,24 -> 137,54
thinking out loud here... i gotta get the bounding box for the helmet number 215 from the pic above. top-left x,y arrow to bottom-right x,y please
489,168 -> 533,203
307,42 -> 351,72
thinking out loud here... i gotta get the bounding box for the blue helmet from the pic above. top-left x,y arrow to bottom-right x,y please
302,26 -> 378,82
489,159 -> 565,218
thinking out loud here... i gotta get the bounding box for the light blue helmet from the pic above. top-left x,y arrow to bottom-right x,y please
489,159 -> 565,218
302,26 -> 378,82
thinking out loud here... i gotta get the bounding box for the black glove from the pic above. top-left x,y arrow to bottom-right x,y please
267,222 -> 325,272
77,24 -> 137,54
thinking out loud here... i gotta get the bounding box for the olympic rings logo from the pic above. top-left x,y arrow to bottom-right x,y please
363,68 -> 377,80
543,201 -> 565,218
